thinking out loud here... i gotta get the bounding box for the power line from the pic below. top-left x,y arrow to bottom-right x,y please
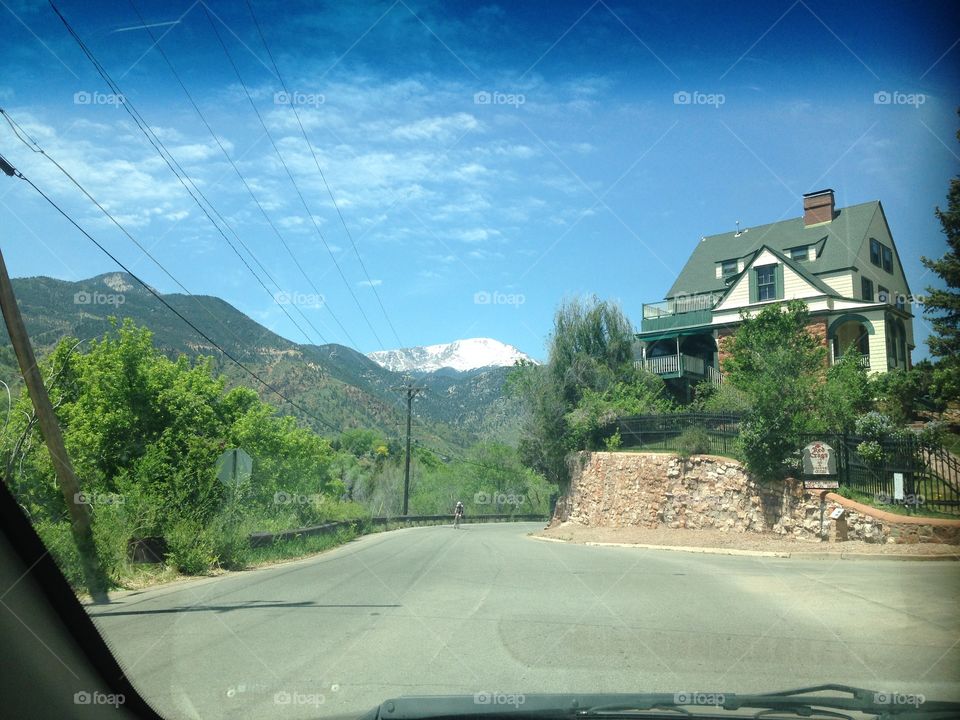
1,108 -> 314,364
244,0 -> 404,349
1,153 -> 340,434
124,0 -> 336,347
45,0 -> 324,349
201,4 -> 386,350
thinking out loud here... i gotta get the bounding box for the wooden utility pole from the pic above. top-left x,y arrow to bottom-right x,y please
0,247 -> 109,602
392,382 -> 423,515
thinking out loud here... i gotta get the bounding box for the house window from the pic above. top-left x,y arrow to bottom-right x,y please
861,277 -> 874,301
882,246 -> 893,273
721,259 -> 738,277
870,238 -> 882,267
878,286 -> 889,303
895,293 -> 905,311
787,246 -> 808,261
756,265 -> 776,301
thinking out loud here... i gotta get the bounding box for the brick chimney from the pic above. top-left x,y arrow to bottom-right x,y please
803,189 -> 835,226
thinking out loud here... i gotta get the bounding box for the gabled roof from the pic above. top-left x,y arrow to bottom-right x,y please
714,244 -> 841,309
667,201 -> 882,298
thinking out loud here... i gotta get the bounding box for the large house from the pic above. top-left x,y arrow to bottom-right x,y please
636,189 -> 915,396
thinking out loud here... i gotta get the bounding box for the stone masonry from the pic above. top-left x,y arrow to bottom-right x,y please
554,451 -> 960,544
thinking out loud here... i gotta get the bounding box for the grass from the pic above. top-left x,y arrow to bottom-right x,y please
835,486 -> 959,519
245,526 -> 361,566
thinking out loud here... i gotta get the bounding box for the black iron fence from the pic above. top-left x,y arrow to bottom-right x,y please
611,413 -> 960,516
798,433 -> 960,516
614,413 -> 743,457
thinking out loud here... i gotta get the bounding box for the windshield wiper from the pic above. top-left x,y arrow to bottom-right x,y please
362,685 -> 960,719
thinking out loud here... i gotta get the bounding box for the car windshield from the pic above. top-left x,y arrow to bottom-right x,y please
1,1 -> 959,718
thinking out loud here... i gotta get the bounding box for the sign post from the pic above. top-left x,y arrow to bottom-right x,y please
802,441 -> 839,540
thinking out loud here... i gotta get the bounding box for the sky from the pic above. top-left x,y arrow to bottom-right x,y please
0,0 -> 958,362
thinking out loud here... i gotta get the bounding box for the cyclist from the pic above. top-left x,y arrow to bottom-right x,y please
453,500 -> 464,528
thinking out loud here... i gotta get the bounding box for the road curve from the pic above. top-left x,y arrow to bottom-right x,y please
87,522 -> 960,719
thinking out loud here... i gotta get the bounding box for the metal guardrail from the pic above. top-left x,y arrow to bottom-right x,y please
248,513 -> 550,548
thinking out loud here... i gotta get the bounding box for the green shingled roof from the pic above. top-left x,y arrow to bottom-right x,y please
666,200 -> 882,299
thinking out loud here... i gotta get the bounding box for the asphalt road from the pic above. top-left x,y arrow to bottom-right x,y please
87,522 -> 960,719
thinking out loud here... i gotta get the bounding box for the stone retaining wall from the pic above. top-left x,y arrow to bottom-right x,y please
554,451 -> 960,544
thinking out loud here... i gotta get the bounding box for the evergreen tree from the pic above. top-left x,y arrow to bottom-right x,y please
921,120 -> 960,403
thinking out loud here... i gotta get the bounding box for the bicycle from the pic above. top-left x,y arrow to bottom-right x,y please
453,509 -> 463,529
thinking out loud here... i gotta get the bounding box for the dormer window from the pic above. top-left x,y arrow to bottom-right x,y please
787,246 -> 808,261
721,259 -> 738,277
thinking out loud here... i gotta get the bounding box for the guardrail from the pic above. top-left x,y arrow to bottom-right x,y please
248,513 -> 550,548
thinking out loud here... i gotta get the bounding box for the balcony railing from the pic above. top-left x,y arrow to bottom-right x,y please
637,354 -> 706,377
642,291 -> 725,320
640,291 -> 724,333
831,352 -> 870,369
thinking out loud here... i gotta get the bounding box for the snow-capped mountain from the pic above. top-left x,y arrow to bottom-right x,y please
368,338 -> 534,373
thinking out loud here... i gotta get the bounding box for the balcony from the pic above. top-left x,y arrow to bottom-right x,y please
830,352 -> 870,369
641,291 -> 723,332
636,354 -> 722,385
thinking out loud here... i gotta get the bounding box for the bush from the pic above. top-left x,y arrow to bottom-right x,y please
854,411 -> 894,440
165,521 -> 216,575
856,439 -> 885,466
915,420 -> 946,448
34,520 -> 85,589
676,426 -> 712,459
91,503 -> 134,583
604,430 -> 622,450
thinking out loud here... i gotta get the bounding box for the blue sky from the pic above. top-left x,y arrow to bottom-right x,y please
0,0 -> 958,361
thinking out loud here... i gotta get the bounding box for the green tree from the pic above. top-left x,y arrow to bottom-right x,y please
816,349 -> 873,432
723,300 -> 826,479
509,296 -> 660,487
921,123 -> 960,403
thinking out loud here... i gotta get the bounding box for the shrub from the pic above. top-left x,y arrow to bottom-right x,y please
34,520 -> 85,589
604,430 -> 622,451
856,439 -> 885,466
165,521 -> 215,575
915,420 -> 946,448
854,411 -> 894,440
676,426 -> 712,459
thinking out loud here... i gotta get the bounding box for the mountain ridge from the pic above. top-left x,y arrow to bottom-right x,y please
368,337 -> 534,374
0,273 -> 526,453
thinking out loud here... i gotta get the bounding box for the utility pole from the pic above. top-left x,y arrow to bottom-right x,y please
0,246 -> 109,601
392,381 -> 423,515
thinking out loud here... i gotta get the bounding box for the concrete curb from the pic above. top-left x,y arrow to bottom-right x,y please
528,534 -> 960,561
